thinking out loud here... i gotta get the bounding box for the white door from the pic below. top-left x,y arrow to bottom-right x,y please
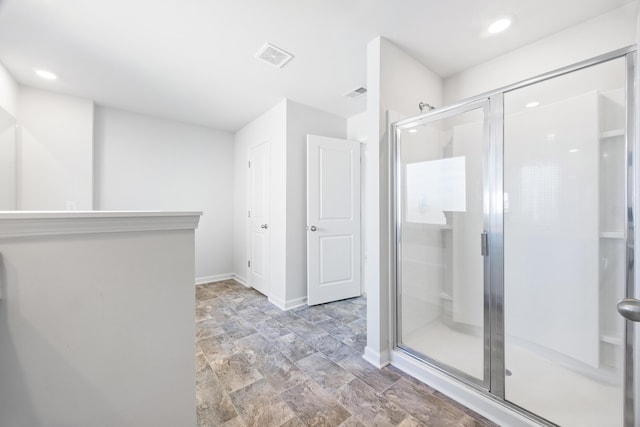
248,141 -> 270,296
307,135 -> 361,305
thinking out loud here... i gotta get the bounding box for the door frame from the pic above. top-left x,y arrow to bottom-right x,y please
306,134 -> 362,306
247,140 -> 270,295
390,45 -> 637,426
392,98 -> 492,392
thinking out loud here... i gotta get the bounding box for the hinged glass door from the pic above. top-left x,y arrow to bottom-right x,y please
393,99 -> 491,389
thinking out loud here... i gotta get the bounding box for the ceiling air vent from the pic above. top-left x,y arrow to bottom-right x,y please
255,43 -> 294,68
344,86 -> 367,99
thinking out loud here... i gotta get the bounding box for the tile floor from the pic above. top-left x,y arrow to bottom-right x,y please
195,279 -> 498,427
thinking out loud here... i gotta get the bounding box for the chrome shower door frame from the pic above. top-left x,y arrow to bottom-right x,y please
390,46 -> 638,427
392,97 -> 493,391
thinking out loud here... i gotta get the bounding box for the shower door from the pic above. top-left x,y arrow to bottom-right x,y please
502,54 -> 630,427
393,47 -> 637,427
393,99 -> 491,388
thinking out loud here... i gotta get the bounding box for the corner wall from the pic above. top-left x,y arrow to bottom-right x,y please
10,84 -> 235,282
444,2 -> 639,104
94,107 -> 235,281
233,99 -> 347,307
0,61 -> 17,117
17,87 -> 94,210
0,62 -> 17,210
233,100 -> 287,291
285,100 -> 347,303
365,37 -> 443,367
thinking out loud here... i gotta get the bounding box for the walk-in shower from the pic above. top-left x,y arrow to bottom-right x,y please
392,47 -> 637,426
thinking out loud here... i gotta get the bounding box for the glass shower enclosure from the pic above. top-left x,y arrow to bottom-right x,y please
392,48 -> 636,426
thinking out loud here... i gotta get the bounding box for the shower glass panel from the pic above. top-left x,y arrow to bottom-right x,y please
503,57 -> 626,427
396,102 -> 488,386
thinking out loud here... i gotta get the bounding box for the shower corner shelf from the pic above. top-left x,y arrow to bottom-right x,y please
600,334 -> 623,346
599,129 -> 625,139
420,224 -> 452,231
600,231 -> 625,239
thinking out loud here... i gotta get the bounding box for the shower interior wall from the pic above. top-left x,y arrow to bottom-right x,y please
400,82 -> 626,374
366,3 -> 638,371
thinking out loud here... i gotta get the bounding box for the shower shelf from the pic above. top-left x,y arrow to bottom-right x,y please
600,335 -> 623,346
416,224 -> 452,231
599,129 -> 625,139
599,231 -> 624,239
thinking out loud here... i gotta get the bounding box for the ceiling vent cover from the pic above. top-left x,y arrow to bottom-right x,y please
344,86 -> 367,99
255,43 -> 294,68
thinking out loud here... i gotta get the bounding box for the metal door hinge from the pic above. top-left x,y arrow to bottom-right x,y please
481,232 -> 489,256
248,211 -> 251,218
248,161 -> 251,168
248,260 -> 251,268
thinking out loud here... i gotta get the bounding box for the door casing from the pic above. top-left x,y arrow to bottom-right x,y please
248,140 -> 271,296
306,134 -> 362,306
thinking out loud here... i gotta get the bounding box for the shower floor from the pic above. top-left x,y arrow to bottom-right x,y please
403,321 -> 622,427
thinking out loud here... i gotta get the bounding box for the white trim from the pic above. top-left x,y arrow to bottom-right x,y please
195,273 -> 234,285
0,211 -> 201,239
363,346 -> 391,368
232,274 -> 249,287
391,350 -> 538,427
268,294 -> 307,311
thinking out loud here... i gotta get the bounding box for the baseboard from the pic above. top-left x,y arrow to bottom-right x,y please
363,346 -> 391,368
195,273 -> 233,286
268,294 -> 307,311
232,274 -> 248,287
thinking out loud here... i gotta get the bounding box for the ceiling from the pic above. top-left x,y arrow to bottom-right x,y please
0,0 -> 633,132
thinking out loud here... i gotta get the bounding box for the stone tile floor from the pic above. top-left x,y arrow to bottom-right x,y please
195,280 -> 498,427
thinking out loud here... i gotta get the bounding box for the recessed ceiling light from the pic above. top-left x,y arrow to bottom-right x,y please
488,18 -> 512,34
408,129 -> 417,133
33,68 -> 57,80
569,149 -> 579,153
526,101 -> 540,108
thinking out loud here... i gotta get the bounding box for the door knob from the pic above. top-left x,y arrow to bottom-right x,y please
261,224 -> 268,229
617,298 -> 640,322
309,226 -> 317,232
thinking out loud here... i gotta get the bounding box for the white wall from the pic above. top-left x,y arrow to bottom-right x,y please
233,99 -> 346,307
347,111 -> 369,296
233,100 -> 287,290
0,62 -> 18,210
365,36 -> 443,366
444,2 -> 638,104
504,92 -> 601,367
94,107 -> 235,282
347,111 -> 368,142
17,87 -> 94,210
285,100 -> 347,302
0,61 -> 18,117
0,213 -> 198,426
0,109 -> 16,210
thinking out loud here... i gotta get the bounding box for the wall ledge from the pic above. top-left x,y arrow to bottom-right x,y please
0,211 -> 201,239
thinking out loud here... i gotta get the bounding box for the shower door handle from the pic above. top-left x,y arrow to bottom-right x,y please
617,298 -> 640,322
480,232 -> 489,257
